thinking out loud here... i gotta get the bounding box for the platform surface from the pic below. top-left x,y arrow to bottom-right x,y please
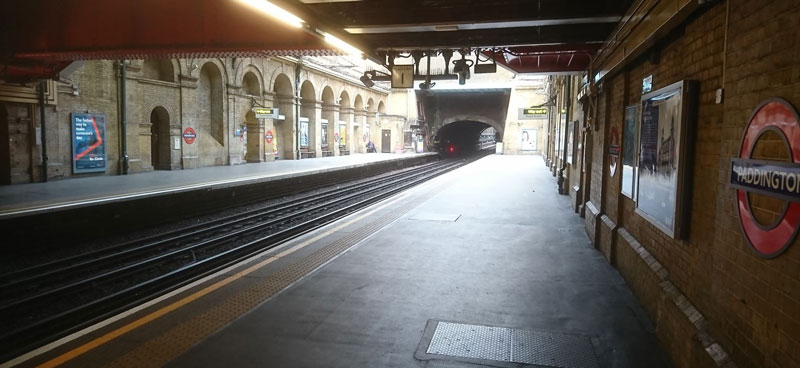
0,153 -> 430,217
11,155 -> 670,368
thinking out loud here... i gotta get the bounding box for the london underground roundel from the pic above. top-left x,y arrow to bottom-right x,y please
731,98 -> 800,258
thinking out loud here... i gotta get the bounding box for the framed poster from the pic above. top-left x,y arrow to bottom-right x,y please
521,129 -> 537,151
567,120 -> 575,164
339,124 -> 347,147
621,105 -> 638,198
299,120 -> 309,148
71,113 -> 107,173
321,122 -> 328,147
636,80 -> 696,239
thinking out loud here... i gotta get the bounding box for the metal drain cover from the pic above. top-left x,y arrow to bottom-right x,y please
416,320 -> 599,368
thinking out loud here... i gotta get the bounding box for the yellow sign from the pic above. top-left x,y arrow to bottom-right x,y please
253,108 -> 278,119
523,108 -> 548,115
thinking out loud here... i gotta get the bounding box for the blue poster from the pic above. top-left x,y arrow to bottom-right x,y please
71,113 -> 107,173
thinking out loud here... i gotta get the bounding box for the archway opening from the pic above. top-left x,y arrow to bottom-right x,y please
150,106 -> 170,170
299,80 -> 316,157
321,86 -> 335,156
339,91 -> 352,154
199,62 -> 225,166
273,74 -> 294,160
243,72 -> 261,97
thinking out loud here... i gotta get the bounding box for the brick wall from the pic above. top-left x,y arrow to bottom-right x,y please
712,0 -> 800,366
579,1 -> 800,367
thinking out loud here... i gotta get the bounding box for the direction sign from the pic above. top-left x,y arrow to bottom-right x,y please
253,107 -> 279,119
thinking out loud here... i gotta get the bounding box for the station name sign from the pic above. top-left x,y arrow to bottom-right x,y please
733,98 -> 800,259
253,107 -> 279,119
519,108 -> 548,120
731,159 -> 800,201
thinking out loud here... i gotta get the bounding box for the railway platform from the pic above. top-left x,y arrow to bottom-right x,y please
7,154 -> 670,368
0,153 -> 437,246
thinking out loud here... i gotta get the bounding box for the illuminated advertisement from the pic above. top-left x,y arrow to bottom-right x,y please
299,120 -> 309,148
622,105 -> 638,198
521,129 -> 537,151
71,113 -> 107,173
339,124 -> 347,147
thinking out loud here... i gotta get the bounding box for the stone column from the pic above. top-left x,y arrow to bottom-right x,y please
275,95 -> 298,160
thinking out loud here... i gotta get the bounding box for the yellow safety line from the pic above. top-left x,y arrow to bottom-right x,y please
35,191 -> 409,368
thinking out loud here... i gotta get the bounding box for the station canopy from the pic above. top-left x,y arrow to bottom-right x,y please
0,0 -> 632,81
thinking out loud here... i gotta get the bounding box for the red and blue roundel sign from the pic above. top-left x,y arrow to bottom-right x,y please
183,127 -> 197,144
731,98 -> 800,258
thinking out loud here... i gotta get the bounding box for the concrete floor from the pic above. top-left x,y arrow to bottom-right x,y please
166,155 -> 671,368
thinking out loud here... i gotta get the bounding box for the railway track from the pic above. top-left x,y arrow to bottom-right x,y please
0,152 -> 488,362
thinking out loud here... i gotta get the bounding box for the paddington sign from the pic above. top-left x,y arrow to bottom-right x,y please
731,159 -> 800,201
731,98 -> 800,259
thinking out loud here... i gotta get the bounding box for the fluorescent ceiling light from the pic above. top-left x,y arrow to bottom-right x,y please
235,0 -> 304,28
323,33 -> 363,56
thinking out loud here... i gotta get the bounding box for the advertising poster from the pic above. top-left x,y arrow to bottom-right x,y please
71,113 -> 107,173
637,86 -> 682,233
339,124 -> 347,147
321,123 -> 328,147
521,129 -> 537,151
300,121 -> 309,148
567,121 -> 574,164
622,105 -> 638,198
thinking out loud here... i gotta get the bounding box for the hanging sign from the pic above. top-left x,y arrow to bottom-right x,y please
519,108 -> 548,120
183,127 -> 197,144
731,98 -> 800,258
71,113 -> 107,173
253,107 -> 278,119
265,130 -> 274,144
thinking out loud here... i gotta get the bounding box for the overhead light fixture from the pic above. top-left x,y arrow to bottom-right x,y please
235,0 -> 304,28
452,55 -> 473,86
323,33 -> 363,56
474,50 -> 497,74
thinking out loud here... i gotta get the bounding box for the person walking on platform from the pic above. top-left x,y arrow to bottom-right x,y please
367,141 -> 376,153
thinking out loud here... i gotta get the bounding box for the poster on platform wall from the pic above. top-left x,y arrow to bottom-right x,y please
622,105 -> 638,199
321,122 -> 328,147
299,120 -> 309,148
71,113 -> 107,173
339,124 -> 347,147
521,129 -> 537,151
636,80 -> 696,239
567,120 -> 575,164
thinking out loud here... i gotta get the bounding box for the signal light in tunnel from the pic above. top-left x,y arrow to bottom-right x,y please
448,145 -> 455,153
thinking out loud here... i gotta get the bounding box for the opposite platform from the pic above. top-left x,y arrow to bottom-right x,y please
0,153 -> 436,249
0,153 -> 435,217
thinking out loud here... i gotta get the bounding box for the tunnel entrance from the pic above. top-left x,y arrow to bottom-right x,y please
434,121 -> 496,155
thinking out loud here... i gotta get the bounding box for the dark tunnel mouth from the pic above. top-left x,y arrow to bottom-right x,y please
435,120 -> 496,153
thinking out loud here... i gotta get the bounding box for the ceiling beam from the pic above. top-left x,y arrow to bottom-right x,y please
300,0 -> 630,26
364,23 -> 616,50
345,16 -> 621,34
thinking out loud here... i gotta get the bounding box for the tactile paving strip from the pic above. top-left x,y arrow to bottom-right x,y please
426,322 -> 599,368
